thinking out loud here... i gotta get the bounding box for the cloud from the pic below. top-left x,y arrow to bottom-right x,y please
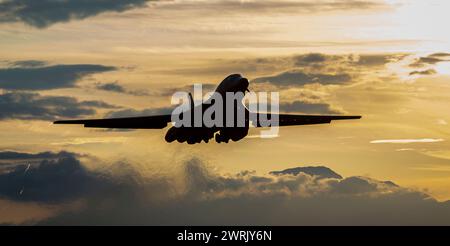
105,107 -> 173,118
95,82 -> 149,96
155,0 -> 386,16
8,60 -> 47,68
429,53 -> 450,58
0,150 -> 76,161
279,101 -> 344,114
156,83 -> 217,97
410,54 -> 450,67
0,0 -> 151,28
0,62 -> 116,90
0,151 -> 115,202
293,53 -> 400,67
294,53 -> 327,65
0,150 -> 169,207
166,53 -> 401,82
0,91 -> 117,120
40,157 -> 450,225
409,69 -> 437,76
96,82 -> 126,93
0,152 -> 446,225
370,138 -> 445,144
270,166 -> 342,179
353,54 -> 397,66
248,100 -> 343,114
252,70 -> 351,87
416,57 -> 444,65
51,136 -> 128,146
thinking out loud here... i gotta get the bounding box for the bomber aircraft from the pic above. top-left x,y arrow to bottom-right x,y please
54,74 -> 361,144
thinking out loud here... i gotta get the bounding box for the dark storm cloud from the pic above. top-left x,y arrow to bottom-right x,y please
95,82 -> 149,96
23,157 -> 449,226
0,91 -> 117,120
0,0 -> 151,28
0,151 -> 117,202
0,62 -> 116,90
0,150 -> 75,160
409,69 -> 437,76
252,70 -> 351,87
279,101 -> 343,114
0,153 -> 447,225
0,150 -> 169,205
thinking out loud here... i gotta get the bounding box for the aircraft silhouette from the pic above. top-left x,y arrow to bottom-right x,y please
54,74 -> 361,144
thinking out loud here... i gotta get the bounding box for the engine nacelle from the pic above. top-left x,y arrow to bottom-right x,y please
215,127 -> 249,143
165,126 -> 215,144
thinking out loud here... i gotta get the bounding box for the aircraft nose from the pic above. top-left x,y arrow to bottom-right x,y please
240,77 -> 249,90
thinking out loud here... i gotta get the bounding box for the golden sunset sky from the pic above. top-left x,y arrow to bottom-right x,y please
0,0 -> 450,225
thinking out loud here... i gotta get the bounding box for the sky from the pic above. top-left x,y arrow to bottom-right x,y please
0,0 -> 450,225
